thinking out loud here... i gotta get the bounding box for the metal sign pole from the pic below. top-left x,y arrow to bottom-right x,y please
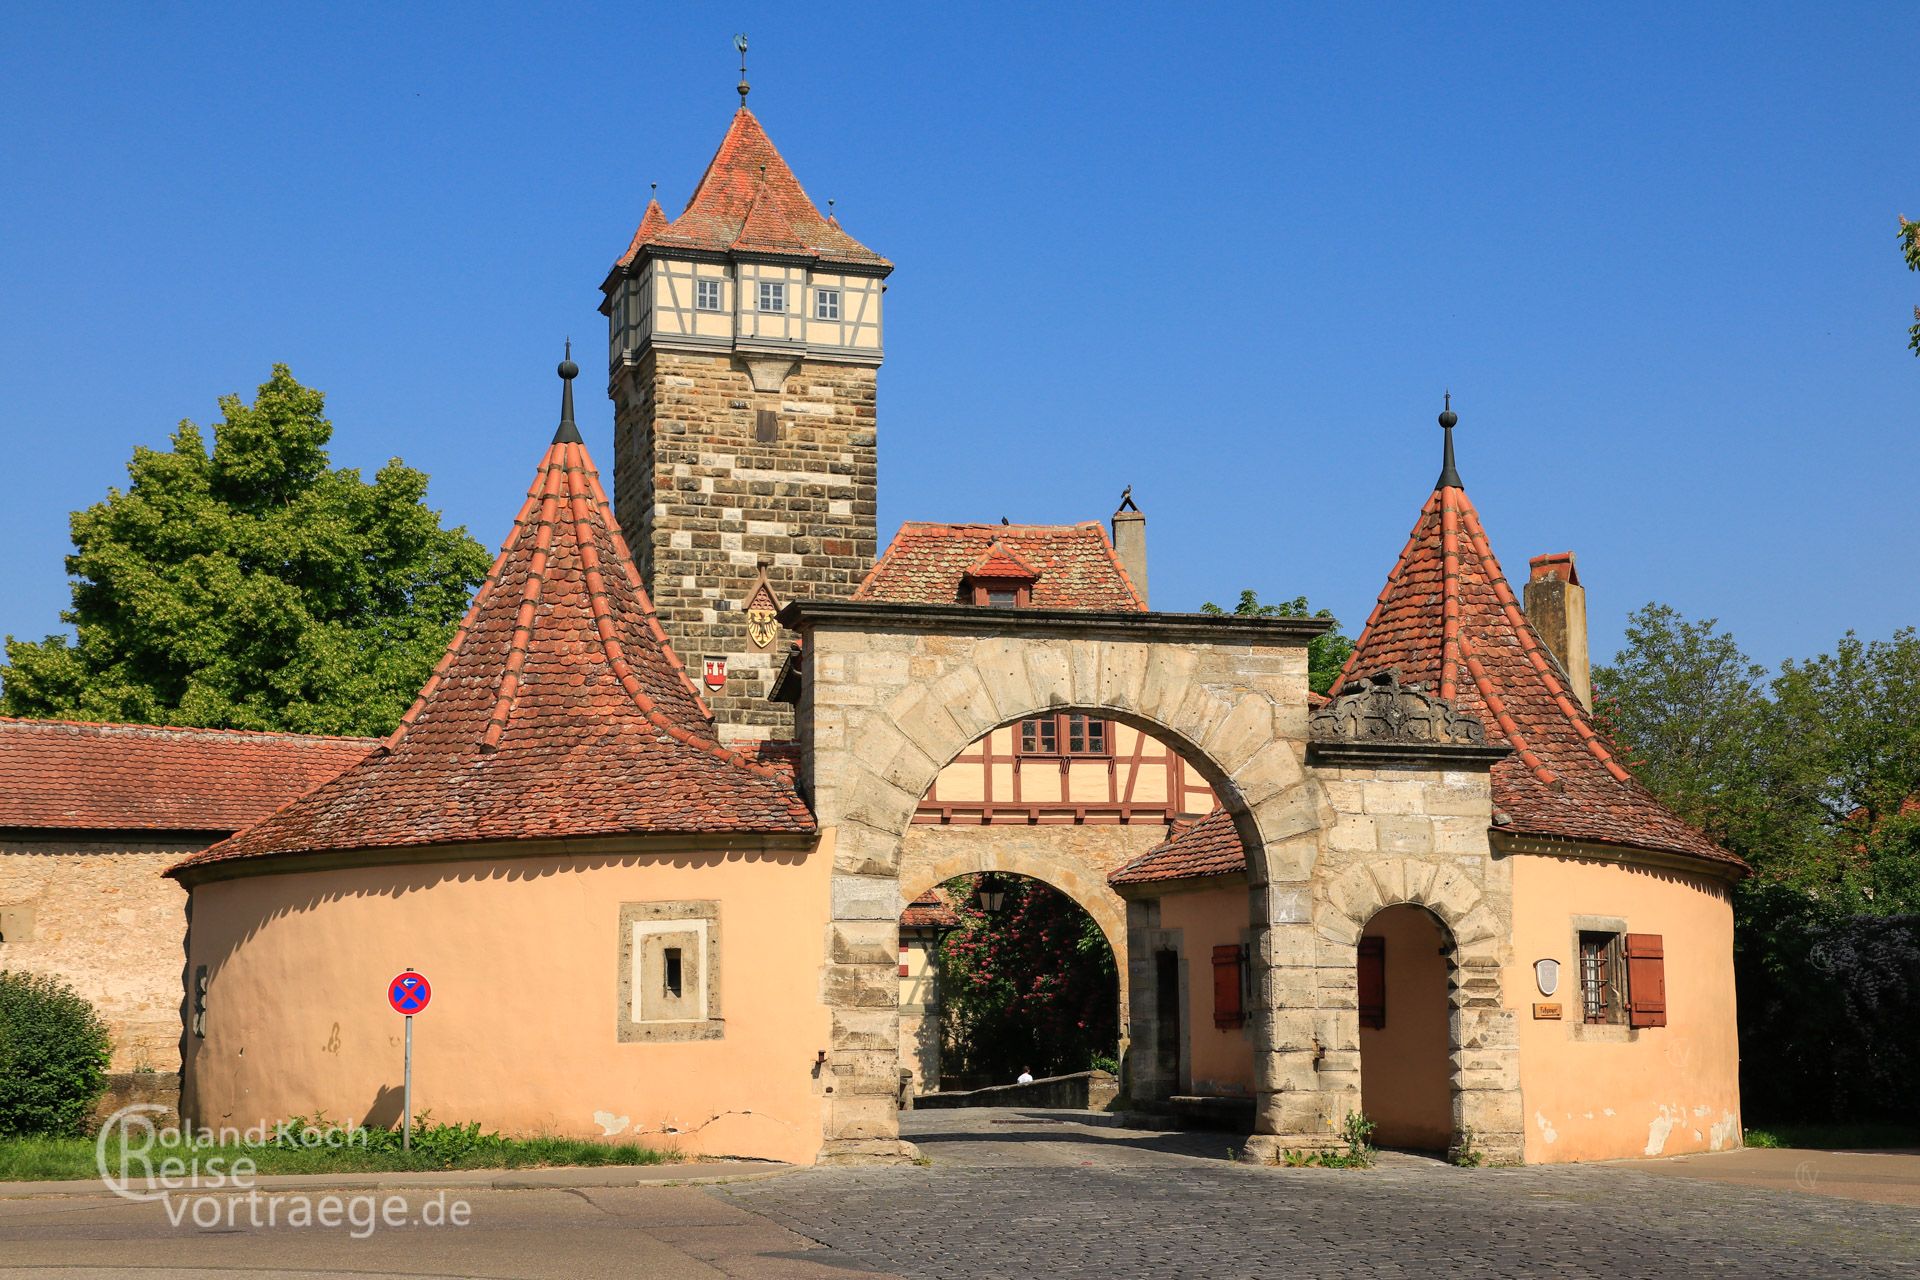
403,1013 -> 413,1152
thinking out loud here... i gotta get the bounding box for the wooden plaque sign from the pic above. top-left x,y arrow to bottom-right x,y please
1533,1002 -> 1563,1020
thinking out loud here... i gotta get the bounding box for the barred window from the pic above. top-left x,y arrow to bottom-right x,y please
1579,931 -> 1626,1024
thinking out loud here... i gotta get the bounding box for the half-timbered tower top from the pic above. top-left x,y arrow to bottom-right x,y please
600,107 -> 889,373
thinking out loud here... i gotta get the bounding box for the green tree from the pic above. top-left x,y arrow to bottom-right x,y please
1200,590 -> 1355,695
1769,629 -> 1920,907
1591,604 -> 1773,854
0,366 -> 490,736
935,876 -> 1119,1084
1902,215 -> 1920,356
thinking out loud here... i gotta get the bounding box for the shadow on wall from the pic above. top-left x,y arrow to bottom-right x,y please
185,845 -> 812,977
363,1082 -> 405,1131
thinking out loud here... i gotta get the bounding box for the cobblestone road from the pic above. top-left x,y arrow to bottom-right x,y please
715,1109 -> 1920,1280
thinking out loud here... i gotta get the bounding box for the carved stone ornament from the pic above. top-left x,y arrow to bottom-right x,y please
1310,670 -> 1489,748
745,567 -> 781,650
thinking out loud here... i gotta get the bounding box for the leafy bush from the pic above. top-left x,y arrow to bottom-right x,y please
1735,882 -> 1920,1125
0,971 -> 112,1137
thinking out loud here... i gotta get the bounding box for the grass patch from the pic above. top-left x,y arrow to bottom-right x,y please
1742,1122 -> 1920,1151
0,1116 -> 676,1183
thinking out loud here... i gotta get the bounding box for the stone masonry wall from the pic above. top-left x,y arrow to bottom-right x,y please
0,836 -> 200,1071
1260,763 -> 1522,1163
612,349 -> 878,739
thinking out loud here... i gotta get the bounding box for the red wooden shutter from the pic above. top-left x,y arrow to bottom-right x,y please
899,943 -> 910,978
1212,945 -> 1245,1029
1358,936 -> 1386,1029
1624,934 -> 1666,1027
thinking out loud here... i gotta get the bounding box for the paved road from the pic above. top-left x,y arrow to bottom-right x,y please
718,1109 -> 1920,1280
4,1109 -> 1917,1278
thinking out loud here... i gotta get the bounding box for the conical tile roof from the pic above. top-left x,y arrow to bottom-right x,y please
1332,430 -> 1739,869
613,108 -> 889,271
172,386 -> 813,875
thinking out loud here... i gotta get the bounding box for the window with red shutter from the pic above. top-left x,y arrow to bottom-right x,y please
1358,936 -> 1386,1029
1624,933 -> 1666,1028
1212,944 -> 1245,1029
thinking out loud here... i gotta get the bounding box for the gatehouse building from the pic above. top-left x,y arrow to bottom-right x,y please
0,89 -> 1744,1167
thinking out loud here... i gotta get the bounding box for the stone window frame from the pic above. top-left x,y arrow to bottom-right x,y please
616,900 -> 723,1043
1567,914 -> 1636,1043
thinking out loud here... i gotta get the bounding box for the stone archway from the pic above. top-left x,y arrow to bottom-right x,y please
1319,856 -> 1523,1163
785,602 -> 1331,1164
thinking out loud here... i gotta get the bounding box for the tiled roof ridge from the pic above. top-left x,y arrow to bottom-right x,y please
1453,494 -> 1633,785
616,198 -> 671,268
1334,484 -> 1634,793
0,716 -> 378,746
966,539 -> 1044,580
1086,521 -> 1148,612
386,441 -> 777,782
611,108 -> 888,271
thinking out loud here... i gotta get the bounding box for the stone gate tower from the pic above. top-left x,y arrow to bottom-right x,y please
601,100 -> 889,739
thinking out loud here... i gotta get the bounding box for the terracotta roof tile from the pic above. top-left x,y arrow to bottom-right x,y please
1110,811 -> 1242,886
0,718 -> 375,834
856,523 -> 1145,611
1330,472 -> 1740,870
614,109 -> 888,271
1112,454 -> 1741,885
901,887 -> 962,930
170,426 -> 813,875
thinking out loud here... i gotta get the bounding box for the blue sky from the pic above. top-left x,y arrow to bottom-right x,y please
1,4 -> 1913,672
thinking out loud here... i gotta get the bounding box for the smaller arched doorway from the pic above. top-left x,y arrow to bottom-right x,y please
1357,904 -> 1456,1151
898,874 -> 1121,1095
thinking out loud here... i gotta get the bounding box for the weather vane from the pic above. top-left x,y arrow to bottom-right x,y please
734,33 -> 749,105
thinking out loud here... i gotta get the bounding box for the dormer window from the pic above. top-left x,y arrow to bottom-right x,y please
696,280 -> 723,312
959,539 -> 1041,609
757,281 -> 786,313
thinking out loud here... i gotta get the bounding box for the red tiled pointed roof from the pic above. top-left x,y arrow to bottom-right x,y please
1330,475 -> 1739,869
965,540 -> 1043,582
0,718 -> 375,834
856,523 -> 1145,611
616,198 -> 671,269
171,429 -> 813,875
614,108 -> 888,271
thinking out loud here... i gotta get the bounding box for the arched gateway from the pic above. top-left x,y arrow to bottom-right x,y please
783,600 -> 1524,1164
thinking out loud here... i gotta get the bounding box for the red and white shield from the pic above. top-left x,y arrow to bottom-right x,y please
702,657 -> 727,691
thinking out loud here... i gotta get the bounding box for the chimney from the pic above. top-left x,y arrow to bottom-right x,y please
1524,552 -> 1591,712
1111,487 -> 1148,607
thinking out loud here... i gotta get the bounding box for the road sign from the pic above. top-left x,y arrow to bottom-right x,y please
389,971 -> 431,1015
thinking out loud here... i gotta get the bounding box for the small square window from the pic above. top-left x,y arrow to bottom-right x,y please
815,288 -> 841,321
756,281 -> 786,313
1020,718 -> 1058,754
696,279 -> 723,312
986,588 -> 1018,608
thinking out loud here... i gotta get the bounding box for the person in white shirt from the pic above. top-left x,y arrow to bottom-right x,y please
1016,1068 -> 1034,1084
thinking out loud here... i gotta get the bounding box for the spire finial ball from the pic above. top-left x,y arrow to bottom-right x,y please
1439,391 -> 1457,431
558,338 -> 578,382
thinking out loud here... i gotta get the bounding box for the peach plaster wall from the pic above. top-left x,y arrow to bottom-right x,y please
182,838 -> 834,1166
1505,851 -> 1741,1163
